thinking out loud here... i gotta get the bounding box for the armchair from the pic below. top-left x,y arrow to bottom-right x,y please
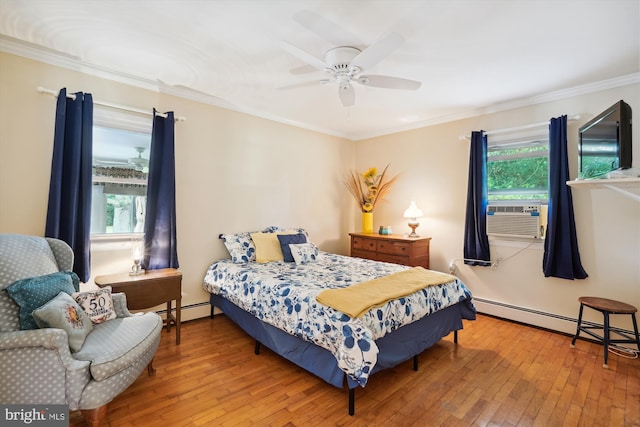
0,234 -> 163,426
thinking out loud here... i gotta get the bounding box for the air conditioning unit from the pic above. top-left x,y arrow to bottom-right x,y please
486,204 -> 541,238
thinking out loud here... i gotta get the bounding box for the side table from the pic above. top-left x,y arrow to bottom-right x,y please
95,268 -> 182,344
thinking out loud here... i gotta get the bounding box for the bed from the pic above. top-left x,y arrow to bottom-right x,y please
203,228 -> 476,414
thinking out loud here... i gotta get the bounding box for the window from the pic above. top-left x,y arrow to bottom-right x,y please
487,138 -> 549,202
91,109 -> 151,236
486,134 -> 549,238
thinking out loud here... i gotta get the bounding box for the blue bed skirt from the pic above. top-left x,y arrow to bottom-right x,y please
210,294 -> 476,389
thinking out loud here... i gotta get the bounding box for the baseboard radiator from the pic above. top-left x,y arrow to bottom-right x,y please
159,298 -> 635,340
473,297 -> 581,335
154,301 -> 212,323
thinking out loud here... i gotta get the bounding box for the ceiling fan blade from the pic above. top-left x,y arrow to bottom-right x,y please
293,10 -> 362,46
350,32 -> 404,71
280,40 -> 326,70
358,75 -> 421,90
338,83 -> 355,107
96,158 -> 129,166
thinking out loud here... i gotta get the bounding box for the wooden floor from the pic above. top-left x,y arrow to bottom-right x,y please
69,313 -> 640,427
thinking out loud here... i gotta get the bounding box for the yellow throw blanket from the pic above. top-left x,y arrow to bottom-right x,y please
316,267 -> 456,318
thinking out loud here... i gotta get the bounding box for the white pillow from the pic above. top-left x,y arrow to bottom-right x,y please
73,286 -> 117,324
289,243 -> 319,265
32,292 -> 93,352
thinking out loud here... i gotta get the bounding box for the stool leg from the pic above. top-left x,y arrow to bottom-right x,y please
571,303 -> 584,347
603,311 -> 610,368
632,314 -> 640,353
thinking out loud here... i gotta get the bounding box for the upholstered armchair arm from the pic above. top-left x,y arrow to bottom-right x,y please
112,292 -> 133,318
0,328 -> 89,369
0,329 -> 91,406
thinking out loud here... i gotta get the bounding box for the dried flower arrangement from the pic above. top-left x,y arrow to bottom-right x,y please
344,164 -> 398,212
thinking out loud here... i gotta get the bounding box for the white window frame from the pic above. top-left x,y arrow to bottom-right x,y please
487,130 -> 550,204
91,107 -> 152,241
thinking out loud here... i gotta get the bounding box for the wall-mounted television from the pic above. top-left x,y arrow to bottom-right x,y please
578,100 -> 632,179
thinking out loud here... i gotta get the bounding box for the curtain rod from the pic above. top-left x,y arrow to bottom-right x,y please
459,114 -> 581,140
37,86 -> 186,122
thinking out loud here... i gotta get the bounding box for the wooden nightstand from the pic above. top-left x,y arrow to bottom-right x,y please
349,233 -> 431,269
95,268 -> 182,344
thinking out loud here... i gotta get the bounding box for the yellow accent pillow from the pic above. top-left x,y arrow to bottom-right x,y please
251,231 -> 297,263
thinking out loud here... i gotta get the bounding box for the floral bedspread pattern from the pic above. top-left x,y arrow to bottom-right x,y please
203,252 -> 474,386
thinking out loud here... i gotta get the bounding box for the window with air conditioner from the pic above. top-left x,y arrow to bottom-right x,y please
486,135 -> 549,238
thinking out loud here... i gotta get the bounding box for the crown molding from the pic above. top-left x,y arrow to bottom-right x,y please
0,35 -> 350,139
351,72 -> 640,140
2,35 -> 637,142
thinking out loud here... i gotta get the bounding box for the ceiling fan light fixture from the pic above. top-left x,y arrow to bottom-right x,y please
282,12 -> 421,107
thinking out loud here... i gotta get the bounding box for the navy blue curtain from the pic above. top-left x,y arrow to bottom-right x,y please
543,116 -> 588,279
143,110 -> 179,270
45,89 -> 93,282
463,131 -> 491,266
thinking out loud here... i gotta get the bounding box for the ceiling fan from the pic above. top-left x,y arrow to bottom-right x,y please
280,10 -> 421,107
128,147 -> 149,172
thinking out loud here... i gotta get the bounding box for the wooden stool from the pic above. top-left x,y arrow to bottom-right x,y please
570,296 -> 640,368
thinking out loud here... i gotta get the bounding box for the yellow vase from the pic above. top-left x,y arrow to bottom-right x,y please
362,212 -> 373,234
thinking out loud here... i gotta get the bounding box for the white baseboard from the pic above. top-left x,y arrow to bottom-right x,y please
162,299 -> 580,333
160,299 -> 637,345
473,298 -> 578,335
155,302 -> 212,323
172,299 -> 579,334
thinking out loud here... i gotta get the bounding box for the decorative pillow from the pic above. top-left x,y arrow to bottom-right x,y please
277,233 -> 308,262
5,271 -> 80,330
290,243 -> 319,265
251,231 -> 297,263
220,231 -> 256,263
32,291 -> 93,352
73,286 -> 117,324
220,226 -> 287,263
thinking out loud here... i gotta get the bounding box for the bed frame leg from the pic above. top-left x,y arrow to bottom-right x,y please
349,388 -> 355,416
210,305 -> 214,319
454,330 -> 458,344
413,355 -> 418,371
254,340 -> 261,355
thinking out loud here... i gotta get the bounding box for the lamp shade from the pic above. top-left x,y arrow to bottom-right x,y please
403,201 -> 423,219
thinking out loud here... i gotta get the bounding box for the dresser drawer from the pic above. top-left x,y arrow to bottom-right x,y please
349,233 -> 431,269
376,253 -> 410,265
377,241 -> 411,256
351,248 -> 376,260
352,236 -> 377,252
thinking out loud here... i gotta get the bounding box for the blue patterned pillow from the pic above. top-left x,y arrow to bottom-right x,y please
32,291 -> 93,352
277,233 -> 308,262
221,226 -> 310,263
5,271 -> 80,330
289,243 -> 319,265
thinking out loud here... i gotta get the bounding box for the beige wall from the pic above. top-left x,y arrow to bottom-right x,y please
356,85 -> 640,333
1,51 -> 639,332
0,52 -> 355,319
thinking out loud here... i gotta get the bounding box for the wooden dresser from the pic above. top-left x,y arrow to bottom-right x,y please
349,232 -> 431,269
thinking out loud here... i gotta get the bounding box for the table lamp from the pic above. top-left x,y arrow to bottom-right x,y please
403,201 -> 423,238
130,245 -> 145,276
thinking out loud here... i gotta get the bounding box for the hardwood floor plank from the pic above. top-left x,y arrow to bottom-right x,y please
67,313 -> 640,426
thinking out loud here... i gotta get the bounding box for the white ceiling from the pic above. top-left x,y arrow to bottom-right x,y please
1,0 -> 639,140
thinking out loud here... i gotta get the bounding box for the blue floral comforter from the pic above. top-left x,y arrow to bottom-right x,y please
203,252 -> 474,386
